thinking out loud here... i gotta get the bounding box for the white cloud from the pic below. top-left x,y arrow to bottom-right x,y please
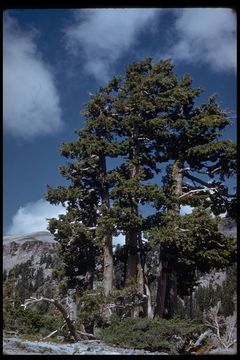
3,14 -> 63,139
64,9 -> 160,81
7,199 -> 66,235
167,8 -> 236,72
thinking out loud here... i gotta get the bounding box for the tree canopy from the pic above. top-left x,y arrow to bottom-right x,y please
45,57 -> 236,319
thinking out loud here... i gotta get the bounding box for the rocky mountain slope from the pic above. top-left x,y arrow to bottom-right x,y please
3,231 -> 57,274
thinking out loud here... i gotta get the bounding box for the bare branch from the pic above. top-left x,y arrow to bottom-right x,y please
184,171 -> 215,188
41,329 -> 58,341
179,187 -> 216,199
204,301 -> 237,350
21,297 -> 80,342
76,330 -> 96,339
209,166 -> 222,174
81,167 -> 91,172
174,226 -> 190,232
88,226 -> 97,231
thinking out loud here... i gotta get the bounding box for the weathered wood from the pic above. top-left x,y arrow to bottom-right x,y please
41,329 -> 58,340
21,297 -> 81,342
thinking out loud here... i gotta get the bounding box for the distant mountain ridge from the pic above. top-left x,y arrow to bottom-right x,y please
3,231 -> 57,274
3,230 -> 56,244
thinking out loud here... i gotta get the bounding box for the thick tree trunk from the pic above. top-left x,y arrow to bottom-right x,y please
100,155 -> 113,297
154,249 -> 167,318
125,128 -> 148,316
126,230 -> 138,282
66,289 -> 77,321
125,131 -> 142,285
103,232 -> 113,297
164,159 -> 183,318
145,280 -> 153,319
166,263 -> 177,318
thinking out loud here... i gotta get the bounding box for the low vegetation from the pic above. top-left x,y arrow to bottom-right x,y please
100,317 -> 205,354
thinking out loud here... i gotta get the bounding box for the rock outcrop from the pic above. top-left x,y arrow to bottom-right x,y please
3,231 -> 58,300
3,231 -> 57,274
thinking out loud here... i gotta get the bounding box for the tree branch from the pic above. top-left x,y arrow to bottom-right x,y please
21,297 -> 81,342
41,329 -> 58,341
184,171 -> 214,188
179,188 -> 216,199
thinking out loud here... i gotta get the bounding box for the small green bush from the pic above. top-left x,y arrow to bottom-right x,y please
100,317 -> 205,354
3,304 -> 63,337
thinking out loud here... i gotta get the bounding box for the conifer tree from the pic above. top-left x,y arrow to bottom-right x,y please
45,56 -> 236,321
45,78 -> 121,296
108,58 -> 176,302
149,73 -> 236,318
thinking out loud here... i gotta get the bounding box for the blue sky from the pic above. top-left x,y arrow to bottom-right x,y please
3,8 -> 236,239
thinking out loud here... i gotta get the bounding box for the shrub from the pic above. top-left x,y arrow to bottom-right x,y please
3,304 -> 63,337
100,317 -> 205,354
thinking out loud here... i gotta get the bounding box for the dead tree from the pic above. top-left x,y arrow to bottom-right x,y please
203,300 -> 237,350
21,296 -> 95,342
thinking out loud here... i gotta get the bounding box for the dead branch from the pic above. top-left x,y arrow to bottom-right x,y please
193,329 -> 212,348
41,329 -> 58,341
173,226 -> 190,232
76,330 -> 96,339
21,296 -> 81,342
179,187 -> 216,199
3,330 -> 19,337
204,301 -> 237,350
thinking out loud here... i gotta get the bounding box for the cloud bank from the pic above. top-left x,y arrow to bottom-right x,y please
64,9 -> 160,81
168,8 -> 236,72
7,199 -> 66,235
3,14 -> 63,139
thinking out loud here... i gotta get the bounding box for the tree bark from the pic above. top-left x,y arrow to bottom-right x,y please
103,232 -> 113,297
125,128 -> 142,286
126,230 -> 138,282
100,155 -> 113,297
165,159 -> 183,318
154,248 -> 167,318
145,280 -> 153,319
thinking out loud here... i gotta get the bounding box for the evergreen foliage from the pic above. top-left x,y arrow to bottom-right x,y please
43,56 -> 236,319
194,263 -> 237,320
100,316 -> 205,354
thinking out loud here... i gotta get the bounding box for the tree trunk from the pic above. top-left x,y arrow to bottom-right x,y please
171,159 -> 183,213
125,127 -> 147,316
166,263 -> 177,318
154,248 -> 167,318
164,159 -> 183,318
100,155 -> 113,297
126,230 -> 138,282
66,289 -> 77,321
125,130 -> 141,285
189,291 -> 194,320
145,280 -> 153,319
103,232 -> 113,297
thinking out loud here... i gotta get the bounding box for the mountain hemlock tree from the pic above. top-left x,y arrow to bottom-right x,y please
45,57 -> 236,321
108,58 -> 178,316
148,74 -> 236,318
46,79 -> 121,297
